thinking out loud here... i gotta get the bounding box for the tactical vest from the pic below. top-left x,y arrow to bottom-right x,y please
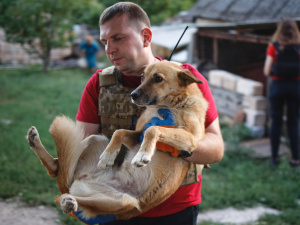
98,66 -> 145,137
273,41 -> 300,77
98,66 -> 201,186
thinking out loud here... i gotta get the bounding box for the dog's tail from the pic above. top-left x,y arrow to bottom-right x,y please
49,115 -> 85,192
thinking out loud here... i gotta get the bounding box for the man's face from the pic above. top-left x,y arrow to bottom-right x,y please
100,14 -> 145,76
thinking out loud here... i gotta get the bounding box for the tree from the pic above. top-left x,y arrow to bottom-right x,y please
99,0 -> 197,25
0,0 -> 104,73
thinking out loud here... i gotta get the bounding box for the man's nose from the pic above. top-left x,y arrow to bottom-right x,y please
105,41 -> 116,54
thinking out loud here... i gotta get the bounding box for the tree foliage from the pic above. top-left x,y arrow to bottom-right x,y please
0,0 -> 103,73
0,0 -> 196,73
99,0 -> 197,25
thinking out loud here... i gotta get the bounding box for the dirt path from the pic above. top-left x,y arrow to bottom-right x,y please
0,198 -> 281,225
0,198 -> 59,225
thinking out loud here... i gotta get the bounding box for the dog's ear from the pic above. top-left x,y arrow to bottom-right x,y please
178,69 -> 203,86
138,65 -> 147,75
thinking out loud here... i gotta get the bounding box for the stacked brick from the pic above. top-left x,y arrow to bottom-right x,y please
0,28 -> 71,67
208,70 -> 267,138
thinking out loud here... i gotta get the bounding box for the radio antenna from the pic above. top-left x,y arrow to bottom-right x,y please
168,26 -> 188,61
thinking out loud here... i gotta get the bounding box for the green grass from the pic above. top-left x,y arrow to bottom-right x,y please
0,68 -> 299,225
200,123 -> 300,224
0,67 -> 89,224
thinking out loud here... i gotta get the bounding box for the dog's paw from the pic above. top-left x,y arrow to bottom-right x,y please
97,150 -> 119,169
60,194 -> 78,214
27,126 -> 40,148
131,151 -> 151,167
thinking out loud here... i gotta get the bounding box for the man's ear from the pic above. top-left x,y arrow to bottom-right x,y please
178,69 -> 203,86
142,28 -> 152,47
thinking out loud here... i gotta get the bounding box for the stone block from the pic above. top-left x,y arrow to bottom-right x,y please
244,109 -> 266,126
208,70 -> 227,87
243,96 -> 267,110
221,72 -> 238,92
236,78 -> 263,96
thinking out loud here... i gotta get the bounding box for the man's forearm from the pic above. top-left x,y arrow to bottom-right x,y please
185,118 -> 224,164
185,132 -> 224,164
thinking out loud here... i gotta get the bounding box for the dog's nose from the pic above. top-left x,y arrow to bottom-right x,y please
131,91 -> 140,101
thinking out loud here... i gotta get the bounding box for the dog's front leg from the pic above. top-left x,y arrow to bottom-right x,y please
131,126 -> 159,167
132,126 -> 199,167
98,129 -> 141,169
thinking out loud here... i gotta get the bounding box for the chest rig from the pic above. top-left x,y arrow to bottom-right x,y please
98,66 -> 201,186
98,66 -> 145,137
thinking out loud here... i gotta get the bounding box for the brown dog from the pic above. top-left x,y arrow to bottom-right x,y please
27,61 -> 208,221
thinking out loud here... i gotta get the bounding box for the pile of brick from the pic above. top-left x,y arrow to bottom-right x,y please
0,28 -> 71,68
208,70 -> 267,138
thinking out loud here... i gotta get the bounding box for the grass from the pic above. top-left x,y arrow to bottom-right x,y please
0,68 -> 299,225
0,67 -> 88,225
200,123 -> 300,224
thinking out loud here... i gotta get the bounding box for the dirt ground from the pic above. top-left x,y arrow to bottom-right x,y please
0,198 -> 59,225
1,198 -> 281,225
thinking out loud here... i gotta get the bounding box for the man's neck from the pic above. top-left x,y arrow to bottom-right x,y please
121,55 -> 159,77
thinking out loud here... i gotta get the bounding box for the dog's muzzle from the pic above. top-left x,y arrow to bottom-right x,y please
131,91 -> 140,102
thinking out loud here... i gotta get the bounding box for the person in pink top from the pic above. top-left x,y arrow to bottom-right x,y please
75,2 -> 224,225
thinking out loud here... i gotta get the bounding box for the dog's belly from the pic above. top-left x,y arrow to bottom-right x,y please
70,151 -> 153,198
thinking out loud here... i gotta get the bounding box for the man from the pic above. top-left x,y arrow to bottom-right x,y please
80,35 -> 101,73
76,2 -> 224,225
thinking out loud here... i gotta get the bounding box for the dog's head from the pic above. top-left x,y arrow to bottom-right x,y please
131,61 -> 202,107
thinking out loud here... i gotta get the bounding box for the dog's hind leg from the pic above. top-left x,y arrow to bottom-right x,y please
55,191 -> 140,218
54,194 -> 78,213
27,126 -> 58,178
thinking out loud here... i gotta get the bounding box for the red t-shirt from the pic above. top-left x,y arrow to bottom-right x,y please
266,43 -> 277,62
76,63 -> 218,217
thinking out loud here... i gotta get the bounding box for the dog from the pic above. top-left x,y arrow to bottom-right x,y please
26,60 -> 208,221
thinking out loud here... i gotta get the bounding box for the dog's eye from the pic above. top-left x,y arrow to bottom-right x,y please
154,75 -> 163,83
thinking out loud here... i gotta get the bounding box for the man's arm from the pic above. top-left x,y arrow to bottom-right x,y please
185,117 -> 224,164
76,121 -> 100,138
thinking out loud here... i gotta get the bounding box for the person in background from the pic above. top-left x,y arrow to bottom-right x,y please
80,35 -> 101,73
263,18 -> 300,167
75,2 -> 224,224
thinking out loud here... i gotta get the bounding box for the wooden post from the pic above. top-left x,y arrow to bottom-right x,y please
213,37 -> 218,65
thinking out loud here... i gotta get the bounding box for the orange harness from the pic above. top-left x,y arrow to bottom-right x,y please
155,125 -> 180,157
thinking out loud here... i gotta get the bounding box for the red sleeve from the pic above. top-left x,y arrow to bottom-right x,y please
266,43 -> 277,62
181,64 -> 218,128
75,70 -> 102,123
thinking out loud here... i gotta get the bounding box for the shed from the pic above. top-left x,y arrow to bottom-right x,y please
183,0 -> 300,96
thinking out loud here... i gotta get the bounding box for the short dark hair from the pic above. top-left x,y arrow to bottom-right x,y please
99,2 -> 150,29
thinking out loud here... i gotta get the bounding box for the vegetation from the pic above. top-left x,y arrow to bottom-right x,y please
0,0 -> 103,73
0,0 -> 196,74
1,68 -> 299,225
99,0 -> 198,25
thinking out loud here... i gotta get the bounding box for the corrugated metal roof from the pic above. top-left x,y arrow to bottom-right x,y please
188,0 -> 300,23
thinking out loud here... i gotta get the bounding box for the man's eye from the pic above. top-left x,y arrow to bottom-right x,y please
115,37 -> 123,42
141,75 -> 145,82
